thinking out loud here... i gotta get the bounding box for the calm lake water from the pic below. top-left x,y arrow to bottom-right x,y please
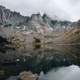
0,45 -> 80,80
6,65 -> 80,80
42,65 -> 80,80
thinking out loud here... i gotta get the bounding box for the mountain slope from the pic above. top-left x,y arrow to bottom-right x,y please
0,5 -> 72,32
0,5 -> 27,26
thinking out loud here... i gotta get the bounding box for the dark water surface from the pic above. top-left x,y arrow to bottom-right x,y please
0,45 -> 80,80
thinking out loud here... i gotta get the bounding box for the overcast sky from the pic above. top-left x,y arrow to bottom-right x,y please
0,0 -> 80,21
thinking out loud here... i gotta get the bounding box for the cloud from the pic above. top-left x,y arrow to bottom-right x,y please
0,0 -> 80,21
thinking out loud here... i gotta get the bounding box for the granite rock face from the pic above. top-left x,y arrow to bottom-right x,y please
0,5 -> 72,32
0,5 -> 27,26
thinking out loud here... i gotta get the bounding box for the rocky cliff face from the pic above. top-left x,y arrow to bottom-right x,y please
0,5 -> 27,26
0,5 -> 72,32
1,5 -> 80,44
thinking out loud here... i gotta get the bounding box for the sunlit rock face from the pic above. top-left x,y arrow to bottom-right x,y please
43,65 -> 80,80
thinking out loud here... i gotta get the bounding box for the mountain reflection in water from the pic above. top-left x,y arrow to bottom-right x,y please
0,45 -> 80,80
7,65 -> 80,80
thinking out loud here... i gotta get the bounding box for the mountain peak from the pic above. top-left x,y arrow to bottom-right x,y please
0,5 -> 27,26
31,13 -> 42,19
0,5 -> 5,9
43,13 -> 49,18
